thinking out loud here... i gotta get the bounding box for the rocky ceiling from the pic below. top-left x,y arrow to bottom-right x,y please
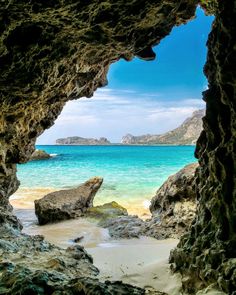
0,0 -> 235,294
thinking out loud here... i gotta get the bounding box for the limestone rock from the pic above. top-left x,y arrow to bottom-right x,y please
35,177 -> 103,225
148,163 -> 198,239
0,269 -> 145,295
29,149 -> 51,161
170,3 -> 236,294
87,202 -> 146,239
0,226 -> 144,295
121,110 -> 204,145
99,215 -> 146,239
150,162 -> 198,212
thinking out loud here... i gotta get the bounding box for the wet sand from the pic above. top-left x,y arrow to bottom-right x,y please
89,238 -> 182,295
18,210 -> 110,248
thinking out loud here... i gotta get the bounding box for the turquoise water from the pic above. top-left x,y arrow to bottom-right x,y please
16,145 -> 197,210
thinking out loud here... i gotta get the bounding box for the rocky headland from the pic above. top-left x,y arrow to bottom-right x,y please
56,110 -> 204,146
56,137 -> 110,145
121,109 -> 204,145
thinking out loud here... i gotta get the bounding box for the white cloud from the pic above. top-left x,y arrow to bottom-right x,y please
56,114 -> 99,125
37,88 -> 205,144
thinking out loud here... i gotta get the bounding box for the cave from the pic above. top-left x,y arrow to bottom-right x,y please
0,0 -> 235,294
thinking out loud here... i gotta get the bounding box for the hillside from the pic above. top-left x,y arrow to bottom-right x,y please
121,109 -> 204,145
56,136 -> 111,145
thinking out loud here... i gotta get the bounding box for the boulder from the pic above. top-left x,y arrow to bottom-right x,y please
150,162 -> 198,213
148,162 -> 198,239
87,201 -> 128,220
99,215 -> 146,239
35,177 -> 103,225
30,149 -> 51,161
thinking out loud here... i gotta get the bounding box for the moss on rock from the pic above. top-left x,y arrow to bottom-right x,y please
87,201 -> 128,221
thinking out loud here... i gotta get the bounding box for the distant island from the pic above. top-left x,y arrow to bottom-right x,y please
56,109 -> 204,145
121,109 -> 204,145
56,136 -> 111,145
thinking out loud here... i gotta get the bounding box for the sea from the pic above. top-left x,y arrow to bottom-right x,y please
13,145 -> 196,214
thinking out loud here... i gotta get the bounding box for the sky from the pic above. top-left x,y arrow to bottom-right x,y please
37,8 -> 214,144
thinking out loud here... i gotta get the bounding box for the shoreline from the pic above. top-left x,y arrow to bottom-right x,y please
13,204 -> 181,294
36,144 -> 196,147
10,186 -> 152,218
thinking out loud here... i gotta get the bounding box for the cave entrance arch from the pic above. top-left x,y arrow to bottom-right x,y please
13,6 -> 210,244
0,1 -> 235,294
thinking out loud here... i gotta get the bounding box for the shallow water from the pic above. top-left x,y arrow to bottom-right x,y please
15,206 -> 177,250
13,145 -> 196,216
15,208 -> 110,248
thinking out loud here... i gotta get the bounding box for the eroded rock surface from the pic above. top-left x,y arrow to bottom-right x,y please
170,2 -> 236,294
35,177 -> 103,225
149,162 -> 198,238
0,225 -> 144,294
100,215 -> 146,239
87,201 -> 128,220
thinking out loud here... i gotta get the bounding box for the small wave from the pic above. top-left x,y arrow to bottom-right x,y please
50,153 -> 58,157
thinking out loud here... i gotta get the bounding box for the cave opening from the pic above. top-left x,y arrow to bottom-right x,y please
9,7 -> 216,294
11,7 -> 213,223
1,1 -> 235,294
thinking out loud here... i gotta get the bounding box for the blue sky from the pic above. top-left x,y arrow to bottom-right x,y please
37,8 -> 214,144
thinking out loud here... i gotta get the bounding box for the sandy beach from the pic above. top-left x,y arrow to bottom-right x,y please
12,204 -> 225,295
89,238 -> 182,295
19,216 -> 226,295
19,212 -> 182,294
88,239 -> 226,295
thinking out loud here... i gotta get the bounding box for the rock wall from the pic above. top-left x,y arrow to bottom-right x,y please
170,1 -> 236,294
0,0 -> 235,294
